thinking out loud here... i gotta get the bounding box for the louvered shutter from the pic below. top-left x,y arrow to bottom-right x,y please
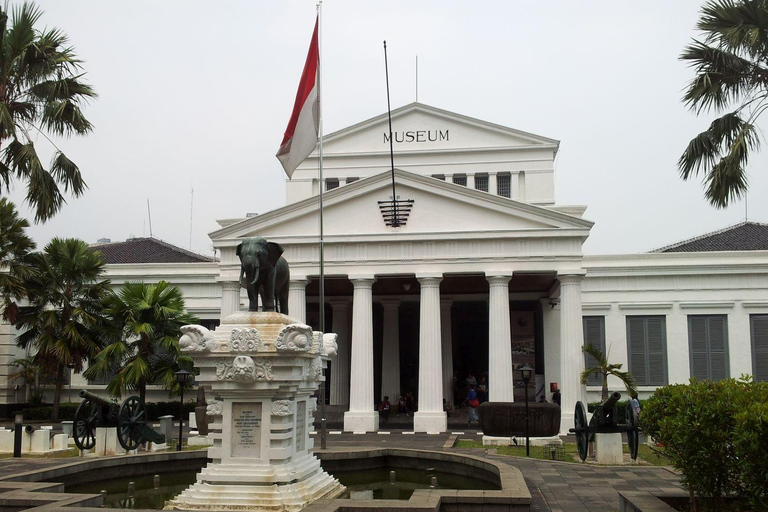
627,317 -> 649,385
707,316 -> 728,380
689,316 -> 710,380
583,317 -> 606,386
646,317 -> 667,385
751,315 -> 768,382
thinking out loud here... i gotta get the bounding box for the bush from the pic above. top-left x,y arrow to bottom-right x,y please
642,378 -> 768,512
20,403 -> 79,421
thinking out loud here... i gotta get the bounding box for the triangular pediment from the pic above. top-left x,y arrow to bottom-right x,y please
314,103 -> 559,156
210,169 -> 591,243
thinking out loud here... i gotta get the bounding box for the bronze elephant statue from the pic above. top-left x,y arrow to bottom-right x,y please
236,237 -> 290,314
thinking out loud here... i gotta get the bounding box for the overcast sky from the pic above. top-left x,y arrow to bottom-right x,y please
7,0 -> 768,256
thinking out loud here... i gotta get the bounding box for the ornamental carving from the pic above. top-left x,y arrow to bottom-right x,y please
216,356 -> 272,382
308,397 -> 318,416
230,328 -> 260,352
179,325 -> 217,352
309,357 -> 323,381
275,324 -> 312,352
322,333 -> 338,357
311,331 -> 323,354
206,400 -> 223,416
272,400 -> 295,416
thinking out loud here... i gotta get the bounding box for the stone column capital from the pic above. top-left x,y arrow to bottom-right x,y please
328,299 -> 351,311
220,282 -> 241,292
379,298 -> 401,309
349,276 -> 376,288
417,276 -> 442,288
558,274 -> 585,287
440,299 -> 453,308
486,275 -> 512,287
289,278 -> 309,289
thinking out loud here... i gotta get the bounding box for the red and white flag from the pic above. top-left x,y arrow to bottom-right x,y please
276,18 -> 319,179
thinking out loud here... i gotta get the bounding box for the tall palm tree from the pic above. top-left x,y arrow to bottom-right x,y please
0,198 -> 34,324
85,281 -> 198,402
0,2 -> 96,223
15,238 -> 110,419
678,0 -> 768,208
580,344 -> 638,401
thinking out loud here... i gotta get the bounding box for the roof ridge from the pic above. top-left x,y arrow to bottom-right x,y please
650,221 -> 768,253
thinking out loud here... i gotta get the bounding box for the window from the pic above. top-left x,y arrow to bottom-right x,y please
475,174 -> 489,192
583,317 -> 606,386
688,315 -> 729,381
431,174 -> 445,181
497,173 -> 511,197
453,175 -> 467,186
346,177 -> 359,184
626,316 -> 667,386
750,315 -> 768,382
326,179 -> 339,191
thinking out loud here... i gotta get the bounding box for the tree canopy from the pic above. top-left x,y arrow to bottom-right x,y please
679,0 -> 768,208
0,2 -> 96,222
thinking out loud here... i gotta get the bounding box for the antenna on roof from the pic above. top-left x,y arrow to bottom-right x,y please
745,193 -> 748,222
416,54 -> 418,102
147,198 -> 154,238
189,180 -> 194,250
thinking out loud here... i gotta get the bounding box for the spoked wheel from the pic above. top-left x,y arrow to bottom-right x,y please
574,401 -> 589,461
626,401 -> 640,460
118,396 -> 147,451
73,399 -> 98,451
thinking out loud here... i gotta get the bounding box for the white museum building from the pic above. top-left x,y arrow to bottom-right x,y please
2,103 -> 767,434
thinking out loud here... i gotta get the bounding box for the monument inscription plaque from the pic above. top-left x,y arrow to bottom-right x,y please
232,402 -> 261,458
296,401 -> 306,452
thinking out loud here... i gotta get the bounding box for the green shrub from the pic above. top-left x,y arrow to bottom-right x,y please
19,403 -> 79,421
642,378 -> 768,512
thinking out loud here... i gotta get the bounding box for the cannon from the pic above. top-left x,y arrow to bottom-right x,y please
569,391 -> 640,461
73,390 -> 165,452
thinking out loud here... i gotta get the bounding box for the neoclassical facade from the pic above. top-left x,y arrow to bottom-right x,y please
2,103 -> 766,434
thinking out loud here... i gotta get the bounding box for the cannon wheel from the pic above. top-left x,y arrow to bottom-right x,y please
574,401 -> 589,461
118,396 -> 147,451
626,402 -> 639,460
73,399 -> 98,451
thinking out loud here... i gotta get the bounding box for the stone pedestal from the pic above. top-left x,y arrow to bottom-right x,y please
595,433 -> 623,465
95,427 -> 125,456
166,311 -> 344,512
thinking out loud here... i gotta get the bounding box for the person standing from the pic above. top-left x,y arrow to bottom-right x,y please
552,385 -> 561,407
466,384 -> 480,427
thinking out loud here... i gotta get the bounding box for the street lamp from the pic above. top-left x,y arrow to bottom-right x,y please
175,370 -> 191,452
519,364 -> 534,457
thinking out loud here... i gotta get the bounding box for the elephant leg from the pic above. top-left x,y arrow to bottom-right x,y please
246,284 -> 258,312
260,267 -> 277,312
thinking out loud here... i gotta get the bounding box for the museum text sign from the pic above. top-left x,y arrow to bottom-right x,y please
232,402 -> 261,458
384,130 -> 449,143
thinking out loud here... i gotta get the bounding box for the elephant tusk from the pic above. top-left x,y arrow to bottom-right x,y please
251,267 -> 260,286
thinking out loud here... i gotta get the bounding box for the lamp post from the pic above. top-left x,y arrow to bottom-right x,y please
519,364 -> 533,457
175,370 -> 191,451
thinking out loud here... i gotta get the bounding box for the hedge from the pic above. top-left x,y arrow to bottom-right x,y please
20,400 -> 197,422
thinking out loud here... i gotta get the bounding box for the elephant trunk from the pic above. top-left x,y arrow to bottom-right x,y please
251,266 -> 260,285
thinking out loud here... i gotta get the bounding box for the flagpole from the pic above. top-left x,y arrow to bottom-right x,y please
317,1 -> 327,451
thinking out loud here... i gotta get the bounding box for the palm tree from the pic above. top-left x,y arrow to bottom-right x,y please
0,198 -> 35,324
678,0 -> 768,208
85,281 -> 198,402
15,238 -> 110,420
580,344 -> 638,401
0,2 -> 96,223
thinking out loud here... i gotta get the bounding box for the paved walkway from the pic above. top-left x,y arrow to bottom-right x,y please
313,430 -> 682,512
0,430 -> 683,512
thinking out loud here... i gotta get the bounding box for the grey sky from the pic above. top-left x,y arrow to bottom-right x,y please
7,0 -> 767,256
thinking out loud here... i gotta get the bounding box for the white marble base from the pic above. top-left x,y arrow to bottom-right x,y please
0,430 -> 13,452
52,434 -> 67,450
95,427 -> 125,456
29,430 -> 50,452
343,411 -> 379,433
413,411 -> 447,433
559,410 -> 575,436
482,435 -> 563,447
166,454 -> 344,511
186,436 -> 213,447
595,433 -> 623,465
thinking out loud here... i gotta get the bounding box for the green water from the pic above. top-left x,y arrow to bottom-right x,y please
67,467 -> 498,508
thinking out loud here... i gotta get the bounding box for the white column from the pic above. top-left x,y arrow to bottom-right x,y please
488,276 -> 514,402
414,276 -> 447,433
467,174 -> 476,190
540,298 -> 560,404
329,300 -> 351,406
380,299 -> 401,403
559,274 -> 586,434
440,299 -> 454,405
343,278 -> 378,432
220,282 -> 241,319
518,171 -> 527,202
288,278 -> 308,323
488,172 -> 498,196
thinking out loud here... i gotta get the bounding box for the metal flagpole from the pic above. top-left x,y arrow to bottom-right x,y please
317,1 -> 327,451
384,41 -> 398,225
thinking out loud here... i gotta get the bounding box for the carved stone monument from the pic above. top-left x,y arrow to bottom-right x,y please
166,311 -> 344,511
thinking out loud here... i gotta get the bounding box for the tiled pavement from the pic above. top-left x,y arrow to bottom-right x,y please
0,430 -> 683,512
313,430 -> 683,512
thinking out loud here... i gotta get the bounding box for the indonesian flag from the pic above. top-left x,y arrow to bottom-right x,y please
276,18 -> 319,179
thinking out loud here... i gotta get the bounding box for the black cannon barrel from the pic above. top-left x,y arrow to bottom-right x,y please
601,391 -> 622,411
24,425 -> 35,434
79,389 -> 116,407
